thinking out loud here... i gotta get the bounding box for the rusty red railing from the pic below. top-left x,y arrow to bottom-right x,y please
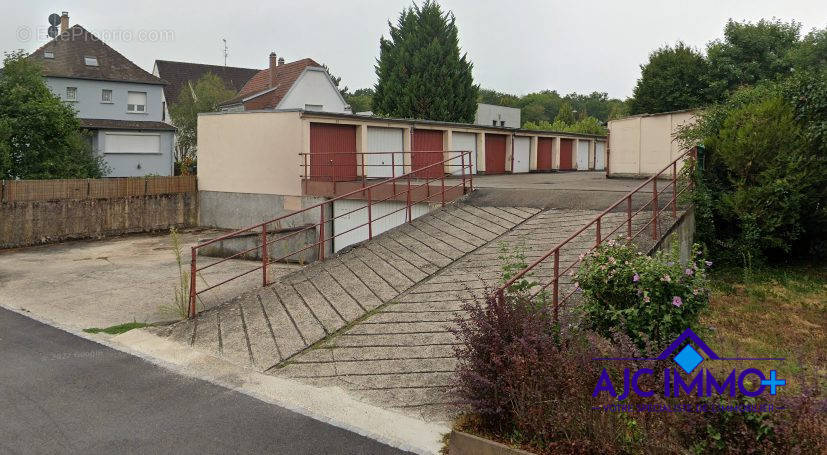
188,150 -> 474,318
491,148 -> 696,322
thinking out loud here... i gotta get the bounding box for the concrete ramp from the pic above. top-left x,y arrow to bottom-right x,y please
155,203 -> 540,370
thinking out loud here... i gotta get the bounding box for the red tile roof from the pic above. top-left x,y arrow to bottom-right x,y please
29,25 -> 166,85
222,58 -> 321,109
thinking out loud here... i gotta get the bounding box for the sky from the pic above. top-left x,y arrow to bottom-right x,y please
3,0 -> 825,100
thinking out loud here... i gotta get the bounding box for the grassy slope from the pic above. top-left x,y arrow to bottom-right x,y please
701,264 -> 826,393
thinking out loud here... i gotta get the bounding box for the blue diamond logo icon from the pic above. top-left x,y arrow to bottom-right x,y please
673,345 -> 703,374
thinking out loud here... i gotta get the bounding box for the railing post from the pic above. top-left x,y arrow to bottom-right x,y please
626,195 -> 632,240
261,224 -> 268,286
671,161 -> 677,218
652,178 -> 658,240
406,172 -> 412,223
596,217 -> 601,246
440,171 -> 445,207
367,187 -> 373,239
468,151 -> 474,192
189,248 -> 197,318
391,152 -> 396,195
461,151 -> 466,193
319,205 -> 326,261
552,249 -> 560,323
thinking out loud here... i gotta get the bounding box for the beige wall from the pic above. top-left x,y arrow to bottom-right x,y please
198,111 -> 304,196
608,110 -> 697,176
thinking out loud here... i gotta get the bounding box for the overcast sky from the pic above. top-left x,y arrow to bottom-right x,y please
4,1 -> 825,99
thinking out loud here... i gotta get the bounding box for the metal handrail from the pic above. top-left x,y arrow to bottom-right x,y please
492,149 -> 696,322
188,150 -> 474,317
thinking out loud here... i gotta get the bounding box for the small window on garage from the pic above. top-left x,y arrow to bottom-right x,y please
127,91 -> 146,113
66,86 -> 77,101
305,104 -> 323,111
101,89 -> 112,103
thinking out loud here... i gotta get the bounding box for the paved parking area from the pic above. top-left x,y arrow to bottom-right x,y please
0,230 -> 298,330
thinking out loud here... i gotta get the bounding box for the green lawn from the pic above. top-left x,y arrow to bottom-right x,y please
701,264 -> 827,393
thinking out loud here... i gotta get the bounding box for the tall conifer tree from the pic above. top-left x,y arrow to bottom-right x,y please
373,1 -> 478,122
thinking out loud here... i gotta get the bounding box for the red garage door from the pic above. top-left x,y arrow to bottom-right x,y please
537,137 -> 553,171
310,123 -> 357,181
485,134 -> 507,174
412,129 -> 444,179
559,138 -> 574,171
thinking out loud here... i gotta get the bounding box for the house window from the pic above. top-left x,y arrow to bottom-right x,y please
304,104 -> 323,111
84,56 -> 98,66
101,89 -> 112,103
127,91 -> 147,113
66,87 -> 77,101
44,51 -> 54,59
500,120 -> 505,127
492,120 -> 497,126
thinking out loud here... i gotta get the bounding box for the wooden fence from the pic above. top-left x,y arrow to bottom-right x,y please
0,176 -> 197,203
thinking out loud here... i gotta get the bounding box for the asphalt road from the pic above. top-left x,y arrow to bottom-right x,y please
0,307 -> 412,455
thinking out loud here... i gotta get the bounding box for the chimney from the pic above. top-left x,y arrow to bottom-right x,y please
269,52 -> 277,87
60,11 -> 69,34
278,57 -> 284,66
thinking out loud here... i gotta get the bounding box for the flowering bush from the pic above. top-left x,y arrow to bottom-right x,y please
575,239 -> 709,348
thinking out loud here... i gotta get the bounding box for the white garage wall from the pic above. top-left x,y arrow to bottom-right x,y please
366,127 -> 404,178
450,132 -> 477,175
332,200 -> 433,252
513,137 -> 530,173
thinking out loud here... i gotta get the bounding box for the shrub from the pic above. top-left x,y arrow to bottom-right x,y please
575,240 -> 709,349
678,70 -> 827,264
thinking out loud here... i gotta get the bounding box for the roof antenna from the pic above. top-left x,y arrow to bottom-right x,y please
222,38 -> 228,66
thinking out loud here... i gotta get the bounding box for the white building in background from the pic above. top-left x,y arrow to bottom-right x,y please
475,103 -> 521,128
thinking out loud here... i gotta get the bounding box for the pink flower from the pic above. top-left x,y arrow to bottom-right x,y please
633,273 -> 640,282
685,268 -> 694,276
661,274 -> 671,282
672,296 -> 683,307
692,289 -> 699,296
705,260 -> 713,267
643,295 -> 651,303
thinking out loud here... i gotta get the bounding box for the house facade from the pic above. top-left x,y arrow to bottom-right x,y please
219,53 -> 349,113
30,14 -> 175,177
475,103 -> 521,128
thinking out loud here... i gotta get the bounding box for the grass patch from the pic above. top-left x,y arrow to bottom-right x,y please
83,322 -> 149,335
701,263 -> 827,393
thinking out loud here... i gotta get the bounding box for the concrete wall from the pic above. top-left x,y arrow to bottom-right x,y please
277,68 -> 349,113
0,193 -> 197,249
198,190 -> 325,230
651,208 -> 696,264
198,111 -> 304,196
608,110 -> 697,177
46,77 -> 165,122
475,103 -> 521,128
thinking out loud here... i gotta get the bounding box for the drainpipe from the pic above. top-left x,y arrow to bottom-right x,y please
510,132 -> 515,173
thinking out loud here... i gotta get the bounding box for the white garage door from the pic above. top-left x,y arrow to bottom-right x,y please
595,141 -> 606,170
104,133 -> 160,154
513,136 -> 530,173
366,127 -> 404,178
577,140 -> 590,170
333,200 -> 433,252
450,132 -> 477,175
